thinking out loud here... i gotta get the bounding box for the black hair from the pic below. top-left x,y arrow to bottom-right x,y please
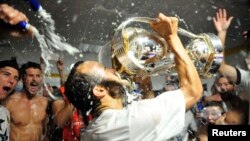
20,61 -> 41,78
65,73 -> 100,126
65,61 -> 100,126
0,57 -> 20,80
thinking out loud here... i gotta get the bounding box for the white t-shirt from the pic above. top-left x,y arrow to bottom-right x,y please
0,106 -> 10,141
81,90 -> 186,141
238,68 -> 250,124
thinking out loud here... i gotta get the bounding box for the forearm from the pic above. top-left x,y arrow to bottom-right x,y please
167,35 -> 202,109
219,62 -> 238,83
218,31 -> 238,83
217,30 -> 227,47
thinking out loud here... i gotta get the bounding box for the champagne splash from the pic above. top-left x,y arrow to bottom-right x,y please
37,8 -> 80,55
27,25 -> 54,74
23,0 -> 79,54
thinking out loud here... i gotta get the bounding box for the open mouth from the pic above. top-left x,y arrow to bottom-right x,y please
3,86 -> 11,93
31,82 -> 38,86
29,82 -> 40,93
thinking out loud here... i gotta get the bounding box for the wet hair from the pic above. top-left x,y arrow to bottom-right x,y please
20,61 -> 41,78
65,73 -> 100,126
65,61 -> 100,125
0,57 -> 20,79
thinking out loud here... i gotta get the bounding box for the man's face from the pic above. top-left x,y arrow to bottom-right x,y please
23,68 -> 42,96
216,77 -> 235,93
76,61 -> 129,86
0,67 -> 19,100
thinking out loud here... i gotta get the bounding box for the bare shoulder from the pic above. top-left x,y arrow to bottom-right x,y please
5,92 -> 23,103
4,92 -> 23,109
35,94 -> 49,100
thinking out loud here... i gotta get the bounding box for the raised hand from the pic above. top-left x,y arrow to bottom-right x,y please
213,9 -> 233,33
150,13 -> 178,40
56,59 -> 64,72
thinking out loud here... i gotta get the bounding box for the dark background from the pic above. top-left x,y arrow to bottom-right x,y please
1,0 -> 250,74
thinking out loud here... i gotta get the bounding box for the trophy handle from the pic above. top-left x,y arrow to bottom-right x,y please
116,17 -> 156,30
116,17 -> 202,39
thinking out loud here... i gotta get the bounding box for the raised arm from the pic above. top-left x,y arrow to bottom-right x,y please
212,9 -> 238,83
213,9 -> 233,46
56,58 -> 66,86
151,13 -> 202,109
53,58 -> 72,127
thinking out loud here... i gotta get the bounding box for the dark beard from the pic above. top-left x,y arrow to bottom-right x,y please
23,87 -> 36,99
26,92 -> 36,99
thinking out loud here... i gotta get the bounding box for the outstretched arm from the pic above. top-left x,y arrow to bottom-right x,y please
151,13 -> 202,109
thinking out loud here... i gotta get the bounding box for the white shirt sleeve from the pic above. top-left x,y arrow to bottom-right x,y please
238,68 -> 250,93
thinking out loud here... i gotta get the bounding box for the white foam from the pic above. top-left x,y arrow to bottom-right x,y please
27,7 -> 80,74
29,26 -> 53,74
38,8 -> 80,55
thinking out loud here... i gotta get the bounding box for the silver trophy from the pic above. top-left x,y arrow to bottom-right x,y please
109,17 -> 223,78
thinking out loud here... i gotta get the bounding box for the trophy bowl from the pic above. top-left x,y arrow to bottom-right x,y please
111,17 -> 173,76
109,17 -> 223,78
185,33 -> 223,78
